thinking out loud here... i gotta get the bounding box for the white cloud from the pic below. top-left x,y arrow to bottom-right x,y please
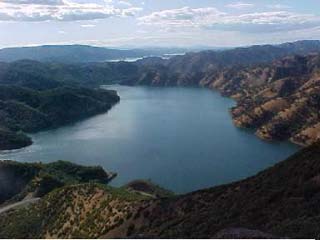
139,7 -> 226,28
267,4 -> 291,10
80,24 -> 96,27
226,2 -> 254,9
117,1 -> 132,7
139,7 -> 320,33
0,0 -> 142,21
122,7 -> 142,17
2,0 -> 64,5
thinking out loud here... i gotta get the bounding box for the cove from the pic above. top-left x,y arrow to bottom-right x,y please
0,85 -> 299,193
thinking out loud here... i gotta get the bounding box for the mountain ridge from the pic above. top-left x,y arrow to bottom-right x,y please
121,41 -> 320,146
0,45 -> 188,63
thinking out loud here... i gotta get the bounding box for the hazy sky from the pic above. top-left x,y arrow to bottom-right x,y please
1,0 -> 320,48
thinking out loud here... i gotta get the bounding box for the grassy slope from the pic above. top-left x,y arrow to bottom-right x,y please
1,143 -> 320,238
129,142 -> 320,238
0,184 -> 150,238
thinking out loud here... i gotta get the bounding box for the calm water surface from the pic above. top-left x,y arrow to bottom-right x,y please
0,85 -> 299,193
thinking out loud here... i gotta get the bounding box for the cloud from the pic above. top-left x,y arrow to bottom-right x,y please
226,2 -> 254,9
139,7 -> 226,28
0,0 -> 142,21
221,11 -> 320,32
267,4 -> 291,10
139,7 -> 320,33
117,1 -> 132,7
2,0 -> 64,5
80,24 -> 96,28
122,7 -> 142,17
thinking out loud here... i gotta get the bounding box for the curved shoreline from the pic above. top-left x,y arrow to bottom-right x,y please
0,87 -> 120,151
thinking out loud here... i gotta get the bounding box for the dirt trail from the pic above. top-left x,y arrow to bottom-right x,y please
0,198 -> 40,214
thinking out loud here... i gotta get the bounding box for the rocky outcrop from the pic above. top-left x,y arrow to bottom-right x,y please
229,54 -> 320,146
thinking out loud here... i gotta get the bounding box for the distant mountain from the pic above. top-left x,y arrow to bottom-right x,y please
0,45 -> 188,63
3,40 -> 320,88
5,40 -> 320,64
124,40 -> 320,86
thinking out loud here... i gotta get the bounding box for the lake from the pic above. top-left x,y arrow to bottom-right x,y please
0,85 -> 299,193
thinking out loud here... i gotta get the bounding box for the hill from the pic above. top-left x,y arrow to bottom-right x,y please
122,41 -> 320,146
3,41 -> 320,89
124,40 -> 320,86
1,143 -> 320,238
0,85 -> 120,150
228,54 -> 320,146
0,160 -> 116,205
0,60 -> 139,88
0,45 -> 187,63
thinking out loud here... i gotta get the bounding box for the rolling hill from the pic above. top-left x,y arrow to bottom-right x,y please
0,45 -> 187,63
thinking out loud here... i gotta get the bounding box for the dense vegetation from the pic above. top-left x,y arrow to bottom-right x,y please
0,85 -> 119,150
0,55 -> 122,150
0,59 -> 122,150
0,60 -> 139,87
0,160 -> 116,205
0,128 -> 32,150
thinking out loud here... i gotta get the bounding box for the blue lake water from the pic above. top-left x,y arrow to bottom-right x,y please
0,85 -> 299,193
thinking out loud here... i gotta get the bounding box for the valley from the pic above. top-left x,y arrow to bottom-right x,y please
0,85 -> 298,193
2,0 -> 320,237
2,40 -> 320,148
1,40 -> 320,239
